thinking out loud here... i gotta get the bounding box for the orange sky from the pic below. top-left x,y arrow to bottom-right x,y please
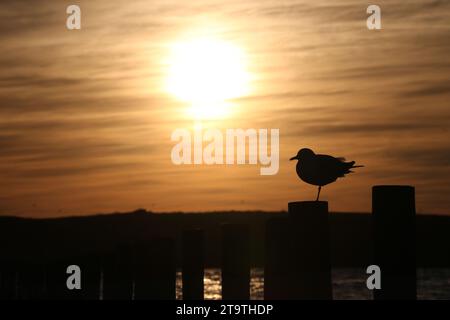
0,0 -> 449,217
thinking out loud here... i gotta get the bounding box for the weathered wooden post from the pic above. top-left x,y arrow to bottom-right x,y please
372,185 -> 416,300
264,216 -> 290,299
43,250 -> 100,300
45,259 -> 78,300
0,261 -> 20,300
221,223 -> 250,300
18,261 -> 46,299
102,245 -> 133,300
288,201 -> 332,299
134,238 -> 176,300
182,229 -> 204,300
78,254 -> 101,300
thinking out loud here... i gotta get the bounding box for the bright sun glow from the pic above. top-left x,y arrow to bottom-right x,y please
166,38 -> 250,119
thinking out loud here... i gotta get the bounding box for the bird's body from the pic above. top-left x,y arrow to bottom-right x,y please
290,148 -> 363,200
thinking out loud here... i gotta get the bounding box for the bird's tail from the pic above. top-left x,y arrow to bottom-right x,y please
345,161 -> 364,169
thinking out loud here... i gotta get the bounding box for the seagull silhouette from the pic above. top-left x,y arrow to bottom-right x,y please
290,148 -> 363,201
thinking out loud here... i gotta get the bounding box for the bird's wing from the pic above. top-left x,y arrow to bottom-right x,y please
317,154 -> 360,177
316,154 -> 346,179
316,154 -> 342,165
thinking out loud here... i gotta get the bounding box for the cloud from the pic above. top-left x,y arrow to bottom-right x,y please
0,0 -> 450,215
400,81 -> 450,97
0,75 -> 84,89
5,162 -> 140,179
386,146 -> 450,167
297,122 -> 445,136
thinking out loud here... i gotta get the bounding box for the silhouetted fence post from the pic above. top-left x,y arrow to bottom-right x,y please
78,254 -> 101,300
134,238 -> 176,300
46,259 -> 79,300
221,224 -> 250,300
264,216 -> 290,299
18,261 -> 46,299
102,245 -> 133,300
372,185 -> 416,300
287,201 -> 332,299
182,229 -> 204,300
44,254 -> 100,300
45,260 -> 67,299
0,261 -> 19,300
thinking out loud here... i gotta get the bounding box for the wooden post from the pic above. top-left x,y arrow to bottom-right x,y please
372,185 -> 416,300
221,223 -> 250,300
18,261 -> 46,299
134,238 -> 176,300
182,229 -> 204,300
102,245 -> 133,300
264,216 -> 290,299
45,259 -> 76,300
0,261 -> 19,300
78,254 -> 101,300
43,251 -> 100,300
288,201 -> 332,299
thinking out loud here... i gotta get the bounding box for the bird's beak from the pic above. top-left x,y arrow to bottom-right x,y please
289,156 -> 298,161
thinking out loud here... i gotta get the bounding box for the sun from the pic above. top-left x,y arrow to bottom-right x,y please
166,38 -> 250,120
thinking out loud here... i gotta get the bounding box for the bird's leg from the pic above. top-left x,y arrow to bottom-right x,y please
316,186 -> 322,201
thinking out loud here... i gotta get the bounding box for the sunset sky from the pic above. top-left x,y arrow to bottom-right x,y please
1,0 -> 449,217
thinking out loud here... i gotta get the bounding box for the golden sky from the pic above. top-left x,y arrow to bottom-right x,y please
0,0 -> 449,217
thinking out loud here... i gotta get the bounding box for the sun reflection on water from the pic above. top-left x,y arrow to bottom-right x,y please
176,268 -> 264,300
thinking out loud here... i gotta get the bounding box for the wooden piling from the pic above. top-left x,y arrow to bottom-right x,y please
78,254 -> 101,300
287,201 -> 332,299
0,261 -> 19,300
134,238 -> 176,300
264,216 -> 290,299
221,223 -> 250,300
45,259 -> 77,300
102,245 -> 133,300
372,185 -> 416,300
18,261 -> 46,299
182,229 -> 204,300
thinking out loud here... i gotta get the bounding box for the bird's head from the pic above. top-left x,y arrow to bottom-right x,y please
290,148 -> 315,161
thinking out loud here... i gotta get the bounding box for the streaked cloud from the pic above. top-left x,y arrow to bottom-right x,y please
0,0 -> 449,216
